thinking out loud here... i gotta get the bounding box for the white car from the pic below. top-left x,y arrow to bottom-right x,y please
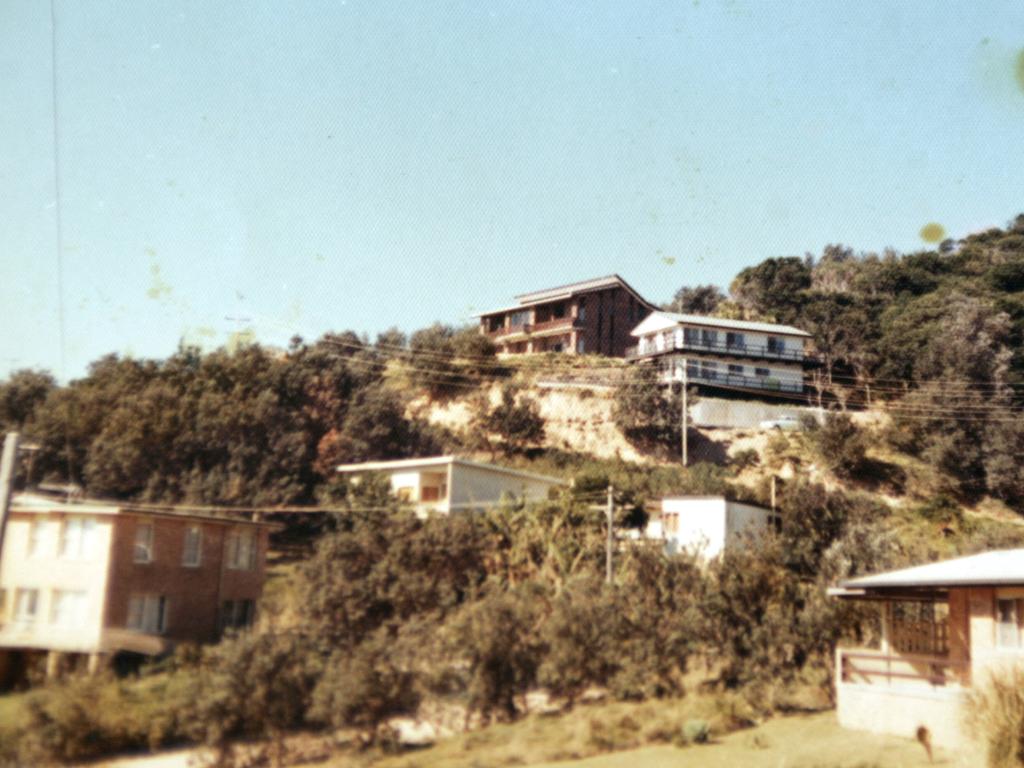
759,415 -> 803,431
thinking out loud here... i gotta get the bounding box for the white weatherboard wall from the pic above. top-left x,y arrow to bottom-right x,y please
0,514 -> 114,653
690,397 -> 824,429
448,464 -> 555,511
660,498 -> 773,558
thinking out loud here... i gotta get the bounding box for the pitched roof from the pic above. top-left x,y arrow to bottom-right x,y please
477,274 -> 655,317
632,310 -> 811,338
10,492 -> 273,527
838,549 -> 1024,591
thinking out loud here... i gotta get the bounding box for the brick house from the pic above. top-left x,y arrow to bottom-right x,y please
478,275 -> 657,357
0,492 -> 271,681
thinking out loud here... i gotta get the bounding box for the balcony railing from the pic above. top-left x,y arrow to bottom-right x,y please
839,648 -> 969,688
659,367 -> 805,394
488,317 -> 579,338
627,335 -> 814,364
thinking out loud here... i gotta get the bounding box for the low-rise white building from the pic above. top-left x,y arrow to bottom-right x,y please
831,549 -> 1024,752
335,456 -> 566,516
627,311 -> 815,394
644,495 -> 779,558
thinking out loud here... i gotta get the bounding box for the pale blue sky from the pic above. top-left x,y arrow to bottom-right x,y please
2,1 -> 1024,379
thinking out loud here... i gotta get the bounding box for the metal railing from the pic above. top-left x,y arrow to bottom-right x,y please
660,368 -> 805,394
627,335 -> 813,363
839,649 -> 969,688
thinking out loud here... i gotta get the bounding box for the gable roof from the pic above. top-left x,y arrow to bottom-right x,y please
335,455 -> 566,486
478,274 -> 655,317
836,549 -> 1024,592
631,310 -> 812,338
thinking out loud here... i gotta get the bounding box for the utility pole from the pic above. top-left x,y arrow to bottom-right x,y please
0,432 -> 21,567
605,485 -> 614,584
681,359 -> 689,467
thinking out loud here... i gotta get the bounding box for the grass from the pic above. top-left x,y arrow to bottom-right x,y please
360,711 -> 962,768
322,694 -> 756,768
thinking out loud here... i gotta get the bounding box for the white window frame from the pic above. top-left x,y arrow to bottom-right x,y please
14,588 -> 40,623
126,594 -> 167,634
182,525 -> 202,567
50,589 -> 87,628
133,521 -> 154,564
28,519 -> 46,557
59,517 -> 97,559
997,598 -> 1020,649
226,529 -> 257,571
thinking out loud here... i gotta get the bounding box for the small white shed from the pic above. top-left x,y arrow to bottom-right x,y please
646,495 -> 779,558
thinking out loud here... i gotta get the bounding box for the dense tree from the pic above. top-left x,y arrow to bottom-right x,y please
0,369 -> 56,431
472,384 -> 545,457
665,284 -> 724,315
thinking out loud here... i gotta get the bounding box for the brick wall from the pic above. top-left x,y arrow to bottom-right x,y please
576,287 -> 652,357
103,515 -> 267,646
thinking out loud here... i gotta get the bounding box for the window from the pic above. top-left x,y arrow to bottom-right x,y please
126,594 -> 167,634
700,361 -> 718,380
767,336 -> 785,354
755,367 -> 770,378
576,338 -> 585,354
60,517 -> 97,559
728,364 -> 744,376
700,329 -> 718,348
420,485 -> 445,502
133,521 -> 154,563
182,525 -> 202,567
509,310 -> 531,328
997,599 -> 1020,649
686,359 -> 699,379
221,599 -> 256,632
551,303 -> 566,319
726,332 -> 745,349
662,512 -> 679,534
14,588 -> 39,623
683,327 -> 700,346
28,519 -> 45,557
51,590 -> 87,628
226,529 -> 257,570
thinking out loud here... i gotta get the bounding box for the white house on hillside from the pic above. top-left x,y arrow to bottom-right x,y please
644,495 -> 780,558
335,456 -> 566,516
628,311 -> 815,394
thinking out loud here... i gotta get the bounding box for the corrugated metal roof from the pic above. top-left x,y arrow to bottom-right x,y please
841,549 -> 1024,590
639,311 -> 812,338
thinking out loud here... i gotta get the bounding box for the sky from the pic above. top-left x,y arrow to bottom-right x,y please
2,1 -> 1024,380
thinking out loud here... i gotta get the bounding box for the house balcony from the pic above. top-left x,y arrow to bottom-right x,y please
658,366 -> 806,394
626,336 -> 818,365
488,317 -> 581,340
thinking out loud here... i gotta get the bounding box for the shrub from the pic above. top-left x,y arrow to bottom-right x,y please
310,635 -> 421,745
966,668 -> 1024,768
683,718 -> 710,744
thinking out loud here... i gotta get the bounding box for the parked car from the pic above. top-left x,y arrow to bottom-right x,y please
759,415 -> 803,431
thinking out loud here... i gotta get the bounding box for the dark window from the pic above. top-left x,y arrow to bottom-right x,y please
728,364 -> 743,375
767,336 -> 784,353
684,327 -> 700,345
755,367 -> 770,377
726,332 -> 745,349
221,599 -> 256,632
701,329 -> 718,347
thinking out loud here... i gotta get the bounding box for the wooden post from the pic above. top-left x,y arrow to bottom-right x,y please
0,432 -> 20,568
605,485 -> 614,585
